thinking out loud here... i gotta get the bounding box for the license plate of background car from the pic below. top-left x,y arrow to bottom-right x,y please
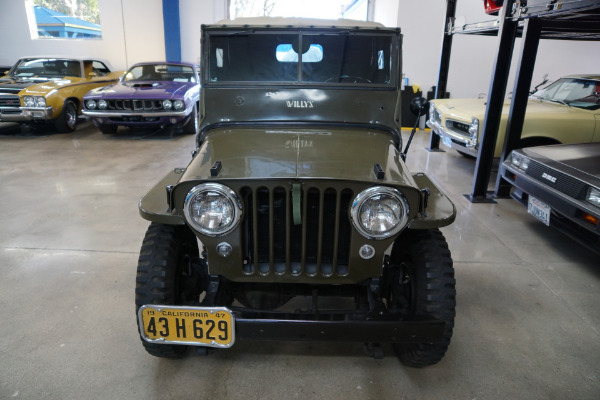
441,136 -> 452,148
527,196 -> 551,226
138,305 -> 235,348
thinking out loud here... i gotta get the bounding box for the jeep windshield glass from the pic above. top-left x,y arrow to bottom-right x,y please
124,64 -> 196,82
532,78 -> 600,110
207,32 -> 394,86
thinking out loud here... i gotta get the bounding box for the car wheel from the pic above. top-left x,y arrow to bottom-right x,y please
391,228 -> 456,367
53,100 -> 78,133
183,104 -> 199,135
135,223 -> 202,358
98,124 -> 118,134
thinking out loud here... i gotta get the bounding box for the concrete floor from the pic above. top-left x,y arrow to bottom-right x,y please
0,121 -> 598,400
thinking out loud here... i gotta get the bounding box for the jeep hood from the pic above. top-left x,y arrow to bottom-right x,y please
181,126 -> 413,185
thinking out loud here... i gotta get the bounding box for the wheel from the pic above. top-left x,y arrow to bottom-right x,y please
135,223 -> 201,358
53,100 -> 78,133
390,229 -> 456,367
182,104 -> 199,135
98,124 -> 118,134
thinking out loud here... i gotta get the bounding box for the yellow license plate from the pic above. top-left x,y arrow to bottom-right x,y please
138,305 -> 235,348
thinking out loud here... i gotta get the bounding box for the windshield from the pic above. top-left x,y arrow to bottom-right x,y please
11,58 -> 81,79
532,77 -> 600,110
124,64 -> 196,82
206,31 -> 395,86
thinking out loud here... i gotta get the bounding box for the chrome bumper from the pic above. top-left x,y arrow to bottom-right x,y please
426,118 -> 476,148
0,106 -> 53,122
82,109 -> 187,118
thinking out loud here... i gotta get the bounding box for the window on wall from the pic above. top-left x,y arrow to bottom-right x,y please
28,0 -> 102,39
229,0 -> 368,20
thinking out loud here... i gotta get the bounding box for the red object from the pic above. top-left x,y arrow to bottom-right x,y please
483,0 -> 503,15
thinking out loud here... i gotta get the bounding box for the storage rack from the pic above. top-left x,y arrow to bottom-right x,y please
427,0 -> 600,203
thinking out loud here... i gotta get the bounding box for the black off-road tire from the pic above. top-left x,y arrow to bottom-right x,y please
53,100 -> 78,133
182,104 -> 199,135
135,223 -> 200,358
392,229 -> 456,367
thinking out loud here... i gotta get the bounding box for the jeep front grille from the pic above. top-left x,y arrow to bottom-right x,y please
239,185 -> 353,278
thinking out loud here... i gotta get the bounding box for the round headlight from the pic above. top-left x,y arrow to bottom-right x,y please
98,99 -> 108,110
86,99 -> 97,110
173,100 -> 184,110
351,187 -> 409,239
162,99 -> 172,110
183,183 -> 242,237
23,96 -> 35,107
35,97 -> 46,107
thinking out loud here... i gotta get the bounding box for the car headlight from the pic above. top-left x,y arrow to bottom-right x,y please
510,152 -> 530,171
35,97 -> 46,107
162,99 -> 172,110
183,183 -> 242,237
468,118 -> 479,141
173,100 -> 185,110
23,96 -> 35,107
429,102 -> 435,121
86,99 -> 97,110
351,186 -> 409,239
587,187 -> 600,208
98,99 -> 108,110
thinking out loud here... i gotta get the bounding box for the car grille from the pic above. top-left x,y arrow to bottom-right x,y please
0,95 -> 21,108
445,120 -> 470,137
526,160 -> 588,199
239,184 -> 354,278
103,99 -> 164,111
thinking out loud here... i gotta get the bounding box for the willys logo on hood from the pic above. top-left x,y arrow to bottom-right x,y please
286,100 -> 314,108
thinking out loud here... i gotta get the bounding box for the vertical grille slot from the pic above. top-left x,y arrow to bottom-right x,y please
241,184 -> 352,278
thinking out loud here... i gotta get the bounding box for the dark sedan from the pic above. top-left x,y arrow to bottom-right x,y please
82,62 -> 200,134
501,142 -> 600,253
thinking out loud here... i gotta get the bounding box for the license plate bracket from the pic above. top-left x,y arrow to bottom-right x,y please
138,305 -> 235,348
527,195 -> 551,226
441,135 -> 453,148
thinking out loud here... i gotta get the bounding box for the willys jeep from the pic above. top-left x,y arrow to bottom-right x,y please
136,17 -> 457,367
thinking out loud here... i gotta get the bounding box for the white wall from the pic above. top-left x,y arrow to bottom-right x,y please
179,0 -> 228,65
0,0 -> 165,71
390,0 -> 600,98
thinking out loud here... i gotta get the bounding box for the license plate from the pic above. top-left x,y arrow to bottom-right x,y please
441,135 -> 452,148
138,305 -> 235,348
527,196 -> 551,226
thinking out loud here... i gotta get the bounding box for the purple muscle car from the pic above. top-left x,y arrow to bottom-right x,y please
82,62 -> 200,134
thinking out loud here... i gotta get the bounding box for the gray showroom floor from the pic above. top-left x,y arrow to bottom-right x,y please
0,121 -> 598,400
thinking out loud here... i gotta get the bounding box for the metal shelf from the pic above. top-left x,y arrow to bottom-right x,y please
427,0 -> 600,203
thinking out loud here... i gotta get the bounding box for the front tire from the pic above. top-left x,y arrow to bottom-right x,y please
135,223 -> 201,358
391,229 -> 456,367
53,100 -> 78,133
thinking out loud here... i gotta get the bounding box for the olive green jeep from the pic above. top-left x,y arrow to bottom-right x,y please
136,17 -> 457,367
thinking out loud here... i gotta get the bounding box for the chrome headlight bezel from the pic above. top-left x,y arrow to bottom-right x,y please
23,96 -> 35,107
162,99 -> 173,110
183,183 -> 242,237
350,186 -> 410,240
468,117 -> 479,143
98,99 -> 108,110
173,100 -> 185,111
86,99 -> 97,110
34,96 -> 46,107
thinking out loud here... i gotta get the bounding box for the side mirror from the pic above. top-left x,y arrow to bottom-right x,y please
401,97 -> 430,161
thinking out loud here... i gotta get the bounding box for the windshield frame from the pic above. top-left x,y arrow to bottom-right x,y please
202,28 -> 399,89
9,58 -> 82,79
531,77 -> 600,110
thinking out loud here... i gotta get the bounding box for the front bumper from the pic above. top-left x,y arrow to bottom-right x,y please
83,109 -> 187,118
0,106 -> 53,122
501,162 -> 600,252
84,109 -> 189,127
427,118 -> 477,157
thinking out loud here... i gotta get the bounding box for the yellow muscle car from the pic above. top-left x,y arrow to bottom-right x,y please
0,57 -> 123,132
427,75 -> 600,158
